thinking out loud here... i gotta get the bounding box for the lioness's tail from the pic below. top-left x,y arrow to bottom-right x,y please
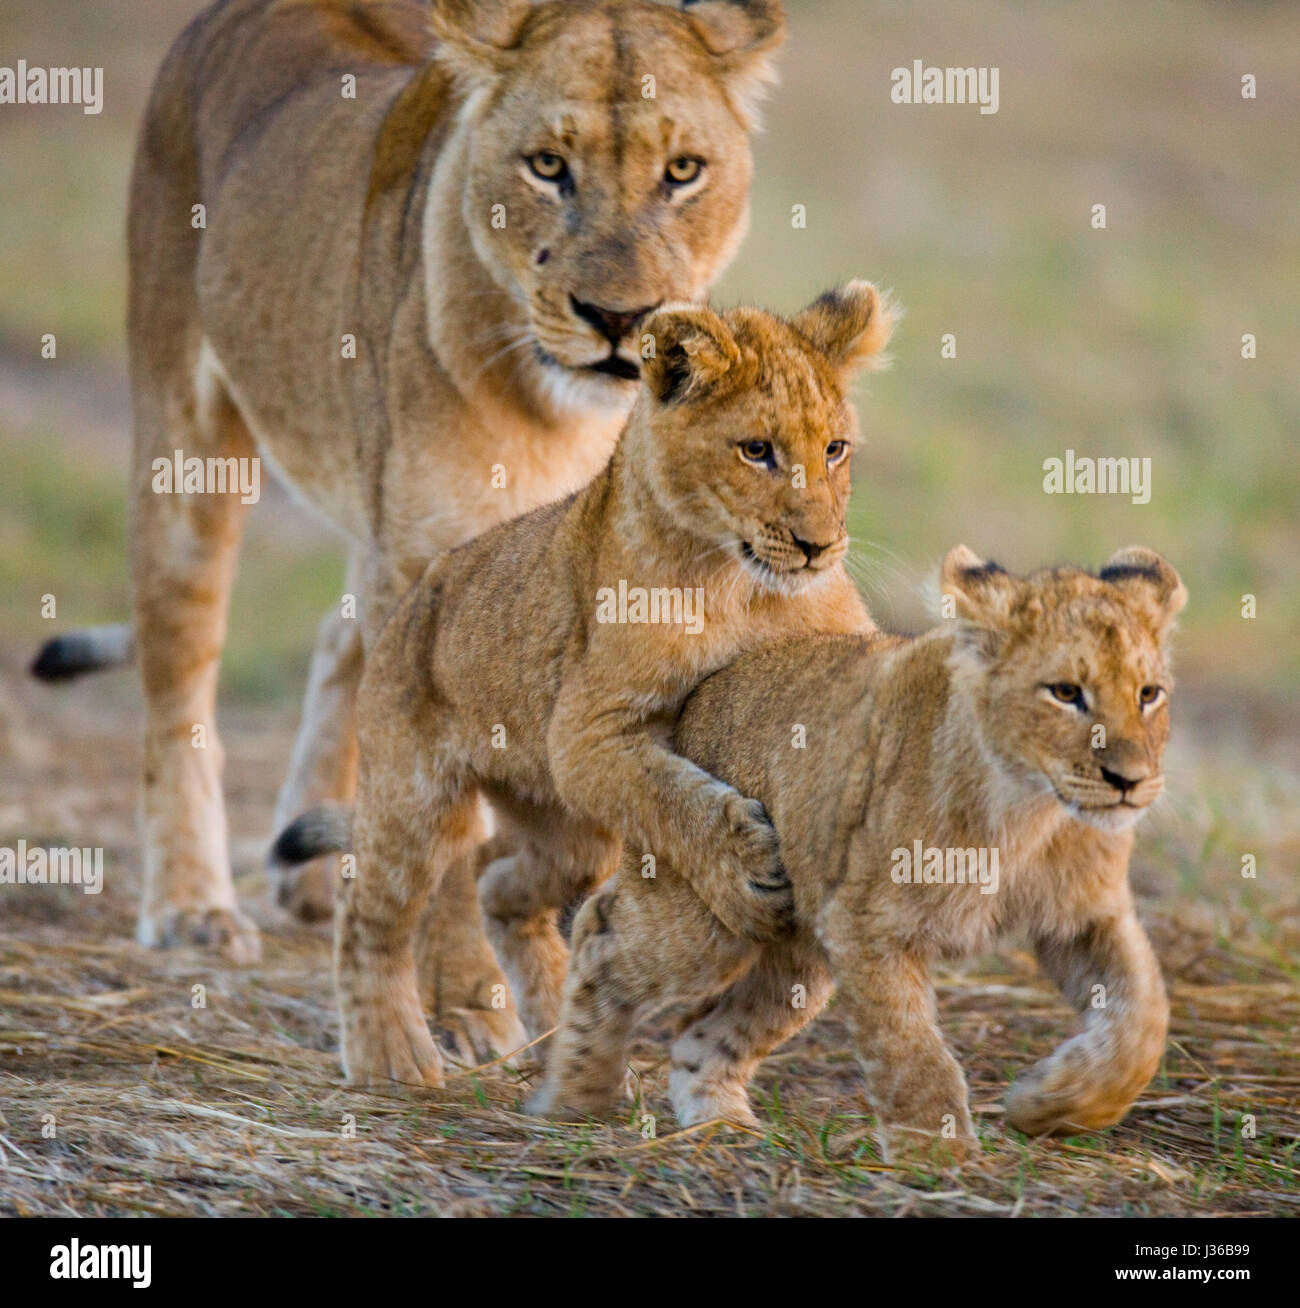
273,804 -> 354,865
31,623 -> 136,682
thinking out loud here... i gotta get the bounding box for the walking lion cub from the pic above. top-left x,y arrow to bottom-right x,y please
529,545 -> 1185,1163
285,284 -> 894,1086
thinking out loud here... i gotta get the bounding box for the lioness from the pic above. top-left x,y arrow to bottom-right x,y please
31,0 -> 785,1052
278,285 -> 894,1085
529,545 -> 1185,1164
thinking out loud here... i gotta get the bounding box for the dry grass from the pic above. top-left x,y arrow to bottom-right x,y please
2,673 -> 1297,1218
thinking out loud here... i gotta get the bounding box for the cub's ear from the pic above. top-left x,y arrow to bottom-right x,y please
682,0 -> 786,127
640,304 -> 742,405
432,0 -> 533,82
789,281 -> 895,383
938,545 -> 1022,633
1099,546 -> 1188,629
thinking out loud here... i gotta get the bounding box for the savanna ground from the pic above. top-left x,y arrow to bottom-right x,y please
1,0 -> 1297,1216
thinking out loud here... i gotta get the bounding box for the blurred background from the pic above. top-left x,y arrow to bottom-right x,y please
2,1 -> 1297,939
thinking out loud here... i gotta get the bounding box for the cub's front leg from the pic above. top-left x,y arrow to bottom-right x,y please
1007,903 -> 1168,1136
548,690 -> 793,943
821,901 -> 977,1165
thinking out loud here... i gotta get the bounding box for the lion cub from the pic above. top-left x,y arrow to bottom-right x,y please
529,545 -> 1185,1163
316,285 -> 893,1087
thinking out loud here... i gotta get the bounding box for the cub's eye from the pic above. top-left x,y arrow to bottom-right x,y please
1048,682 -> 1085,707
527,151 -> 569,182
826,440 -> 849,466
738,439 -> 776,469
665,156 -> 703,186
1139,684 -> 1164,708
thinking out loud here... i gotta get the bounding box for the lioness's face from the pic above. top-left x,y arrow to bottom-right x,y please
942,550 -> 1187,833
455,1 -> 773,409
635,288 -> 894,596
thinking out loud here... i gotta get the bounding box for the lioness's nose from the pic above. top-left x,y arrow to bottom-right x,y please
571,296 -> 656,347
1100,764 -> 1146,794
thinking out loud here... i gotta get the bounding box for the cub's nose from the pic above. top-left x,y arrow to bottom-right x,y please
571,296 -> 656,347
1099,765 -> 1145,795
792,535 -> 831,563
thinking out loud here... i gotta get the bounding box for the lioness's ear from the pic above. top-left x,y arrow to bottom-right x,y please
432,0 -> 533,81
1099,546 -> 1188,629
790,281 -> 895,383
682,0 -> 786,127
939,545 -> 1022,631
640,304 -> 742,405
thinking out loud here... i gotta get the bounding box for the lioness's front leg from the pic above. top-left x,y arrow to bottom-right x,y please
1006,903 -> 1168,1136
548,693 -> 793,942
821,903 -> 977,1165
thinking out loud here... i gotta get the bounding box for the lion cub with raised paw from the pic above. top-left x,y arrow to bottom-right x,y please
309,284 -> 893,1088
529,545 -> 1185,1165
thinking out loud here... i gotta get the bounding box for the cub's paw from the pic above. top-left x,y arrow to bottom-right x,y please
340,972 -> 445,1090
880,1123 -> 979,1169
708,794 -> 794,942
1004,1061 -> 1130,1137
142,904 -> 262,965
670,1082 -> 761,1131
435,1004 -> 529,1069
523,1083 -> 618,1120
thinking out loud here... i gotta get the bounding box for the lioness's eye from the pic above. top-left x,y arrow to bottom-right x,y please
826,440 -> 849,465
527,151 -> 569,182
738,439 -> 776,469
1048,682 -> 1085,707
665,156 -> 703,186
1139,684 -> 1163,707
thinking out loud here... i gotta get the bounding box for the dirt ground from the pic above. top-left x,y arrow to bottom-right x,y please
2,658 -> 1297,1218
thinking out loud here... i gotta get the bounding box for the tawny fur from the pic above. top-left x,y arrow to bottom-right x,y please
530,545 -> 1186,1165
334,287 -> 893,1087
118,0 -> 783,1056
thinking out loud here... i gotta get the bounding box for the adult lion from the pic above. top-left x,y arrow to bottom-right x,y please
34,0 -> 784,1056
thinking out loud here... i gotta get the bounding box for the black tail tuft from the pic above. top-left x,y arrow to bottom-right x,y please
272,805 -> 353,865
31,624 -> 135,682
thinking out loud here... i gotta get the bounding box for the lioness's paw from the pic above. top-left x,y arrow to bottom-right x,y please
710,794 -> 794,941
271,855 -> 337,924
142,904 -> 262,965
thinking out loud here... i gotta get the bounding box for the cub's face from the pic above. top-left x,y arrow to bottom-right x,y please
942,547 -> 1187,833
439,0 -> 785,412
634,285 -> 894,595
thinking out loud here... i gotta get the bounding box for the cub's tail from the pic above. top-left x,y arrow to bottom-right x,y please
31,623 -> 136,682
273,804 -> 354,866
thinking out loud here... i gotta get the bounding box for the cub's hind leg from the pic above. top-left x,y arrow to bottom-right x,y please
668,941 -> 832,1129
414,826 -> 528,1065
528,856 -> 756,1119
476,797 -> 620,1042
335,613 -> 479,1088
